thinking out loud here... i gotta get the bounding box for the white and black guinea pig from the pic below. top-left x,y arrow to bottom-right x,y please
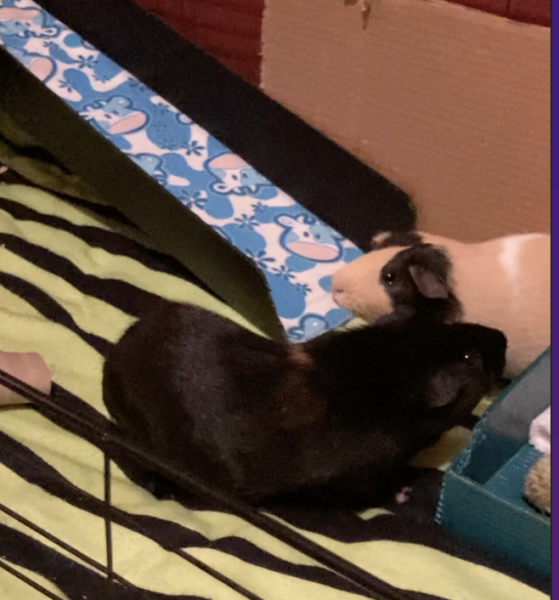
103,302 -> 507,507
332,231 -> 550,378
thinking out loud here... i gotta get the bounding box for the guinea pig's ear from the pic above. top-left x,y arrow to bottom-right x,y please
423,371 -> 461,408
408,265 -> 449,299
370,231 -> 393,249
370,231 -> 423,250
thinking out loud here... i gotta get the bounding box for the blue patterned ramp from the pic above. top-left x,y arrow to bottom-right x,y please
0,0 -> 363,341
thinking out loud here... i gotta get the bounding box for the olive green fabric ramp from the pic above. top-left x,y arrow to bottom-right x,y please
0,181 -> 546,600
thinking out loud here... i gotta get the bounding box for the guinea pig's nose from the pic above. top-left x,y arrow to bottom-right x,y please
332,288 -> 346,305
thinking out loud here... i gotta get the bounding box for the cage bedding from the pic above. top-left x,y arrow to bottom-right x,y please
0,171 -> 548,600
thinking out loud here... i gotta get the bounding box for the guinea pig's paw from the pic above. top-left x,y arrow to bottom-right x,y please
394,486 -> 413,505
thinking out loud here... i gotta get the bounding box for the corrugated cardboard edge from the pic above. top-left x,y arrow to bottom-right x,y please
261,0 -> 550,242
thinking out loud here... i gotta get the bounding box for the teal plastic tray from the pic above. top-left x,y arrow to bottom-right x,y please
436,348 -> 551,581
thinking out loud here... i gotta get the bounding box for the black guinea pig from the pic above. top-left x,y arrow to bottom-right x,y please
103,302 -> 507,507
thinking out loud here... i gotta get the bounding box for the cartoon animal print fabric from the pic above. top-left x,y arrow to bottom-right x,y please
0,0 -> 363,341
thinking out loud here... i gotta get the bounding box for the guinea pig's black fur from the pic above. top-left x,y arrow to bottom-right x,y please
103,302 -> 506,507
375,244 -> 463,326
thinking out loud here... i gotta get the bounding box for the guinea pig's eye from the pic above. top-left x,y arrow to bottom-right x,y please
462,350 -> 481,368
382,271 -> 398,285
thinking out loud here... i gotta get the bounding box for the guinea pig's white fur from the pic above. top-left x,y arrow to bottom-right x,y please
332,231 -> 550,377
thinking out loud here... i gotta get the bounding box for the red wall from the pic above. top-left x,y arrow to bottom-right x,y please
445,0 -> 550,25
132,0 -> 549,87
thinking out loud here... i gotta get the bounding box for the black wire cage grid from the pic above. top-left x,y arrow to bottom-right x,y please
0,367 -> 415,600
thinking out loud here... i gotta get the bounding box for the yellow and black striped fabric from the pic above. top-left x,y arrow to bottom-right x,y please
0,171 -> 548,600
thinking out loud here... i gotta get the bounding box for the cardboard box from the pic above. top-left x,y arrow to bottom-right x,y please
436,349 -> 551,581
261,0 -> 550,242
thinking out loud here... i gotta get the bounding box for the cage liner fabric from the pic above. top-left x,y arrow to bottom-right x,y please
0,171 -> 548,600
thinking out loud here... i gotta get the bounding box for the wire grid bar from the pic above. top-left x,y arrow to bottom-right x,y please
0,385 -> 276,600
0,557 -> 66,600
104,454 -> 114,583
0,368 -> 403,600
0,458 -> 264,600
0,500 -> 130,586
